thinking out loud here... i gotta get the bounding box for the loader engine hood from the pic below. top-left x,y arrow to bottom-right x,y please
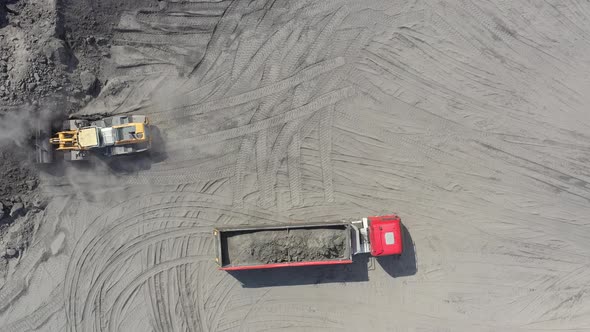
95,123 -> 148,147
112,123 -> 149,145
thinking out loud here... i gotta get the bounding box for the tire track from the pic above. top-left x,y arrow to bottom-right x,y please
280,28 -> 315,77
167,241 -> 183,332
98,228 -> 153,331
279,24 -> 306,68
346,9 -> 424,31
253,88 -> 354,206
301,28 -> 369,204
207,274 -> 238,332
287,0 -> 343,19
111,45 -> 185,68
226,20 -> 298,94
113,32 -> 212,47
0,245 -> 49,313
304,6 -> 350,65
260,108 -> 323,207
355,47 -> 590,197
107,256 -> 210,332
319,105 -> 335,202
118,11 -> 220,34
1,284 -> 63,332
332,105 -> 485,182
428,10 -> 482,57
394,31 -> 522,99
260,13 -> 365,207
241,25 -> 317,205
186,0 -> 249,79
286,107 -> 326,205
474,142 -> 590,202
170,86 -> 355,147
458,0 -> 572,70
142,244 -> 164,332
0,197 -> 70,316
174,71 -> 230,104
66,193 -> 288,330
65,200 -> 201,329
254,0 -> 285,32
218,9 -> 269,85
166,1 -> 231,16
254,129 -> 268,200
145,153 -> 235,173
362,47 -> 529,127
529,1 -> 590,46
256,123 -> 278,205
176,237 -> 198,332
194,262 -> 208,332
135,12 -> 219,33
153,242 -> 173,332
335,100 -> 590,205
234,49 -> 284,207
158,57 -> 346,122
287,131 -> 303,207
232,138 -> 254,207
572,0 -> 590,21
87,227 -> 211,331
44,165 -> 235,190
121,165 -> 235,186
230,29 -> 262,82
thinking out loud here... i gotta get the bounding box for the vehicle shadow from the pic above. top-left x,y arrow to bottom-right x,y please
148,126 -> 168,163
103,152 -> 153,173
229,224 -> 416,288
376,224 -> 417,278
228,256 -> 370,288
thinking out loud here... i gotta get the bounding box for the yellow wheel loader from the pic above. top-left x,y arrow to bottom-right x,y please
36,115 -> 151,163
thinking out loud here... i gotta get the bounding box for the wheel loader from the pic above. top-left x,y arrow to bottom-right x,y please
35,114 -> 151,163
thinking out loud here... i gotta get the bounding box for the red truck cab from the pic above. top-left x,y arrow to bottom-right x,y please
368,215 -> 403,256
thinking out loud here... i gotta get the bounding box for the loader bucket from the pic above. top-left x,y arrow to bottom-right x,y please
34,119 -> 53,164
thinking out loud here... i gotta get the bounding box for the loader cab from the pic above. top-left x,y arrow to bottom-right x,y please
368,215 -> 403,256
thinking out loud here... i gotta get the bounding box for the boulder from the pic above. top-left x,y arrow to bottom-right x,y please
42,38 -> 73,67
80,70 -> 97,93
5,248 -> 17,258
9,202 -> 24,218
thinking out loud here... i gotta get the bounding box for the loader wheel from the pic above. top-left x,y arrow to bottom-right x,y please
68,113 -> 111,122
62,119 -> 89,130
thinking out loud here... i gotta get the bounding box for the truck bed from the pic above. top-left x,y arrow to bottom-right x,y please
215,222 -> 352,270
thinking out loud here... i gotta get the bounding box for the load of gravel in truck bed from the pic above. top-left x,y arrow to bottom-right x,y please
223,226 -> 349,266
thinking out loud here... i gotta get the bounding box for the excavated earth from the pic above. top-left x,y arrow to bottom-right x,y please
1,0 -> 590,331
224,227 -> 348,265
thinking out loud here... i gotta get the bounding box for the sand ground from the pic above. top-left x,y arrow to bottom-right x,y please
1,0 -> 590,331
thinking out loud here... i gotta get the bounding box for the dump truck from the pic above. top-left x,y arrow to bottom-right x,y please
214,214 -> 403,270
36,115 -> 151,163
